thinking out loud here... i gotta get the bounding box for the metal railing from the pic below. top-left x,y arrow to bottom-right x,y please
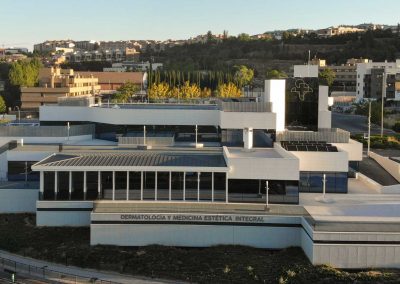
0,124 -> 95,137
276,128 -> 350,143
0,255 -> 121,284
218,101 -> 272,112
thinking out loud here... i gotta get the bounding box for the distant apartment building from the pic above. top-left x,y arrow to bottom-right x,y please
356,60 -> 400,101
33,40 -> 75,53
75,71 -> 144,93
317,26 -> 364,38
0,48 -> 27,62
20,67 -> 100,110
4,47 -> 29,54
65,48 -> 139,63
103,61 -> 163,72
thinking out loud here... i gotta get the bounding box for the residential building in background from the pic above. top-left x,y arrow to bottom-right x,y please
356,59 -> 400,101
20,67 -> 100,110
76,71 -> 144,93
316,26 -> 364,38
103,61 -> 163,72
33,40 -> 75,53
65,48 -> 140,63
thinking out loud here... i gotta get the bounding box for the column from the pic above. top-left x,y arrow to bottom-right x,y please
169,171 -> 172,201
112,171 -> 115,200
183,172 -> 186,201
126,171 -> 130,201
211,172 -> 214,202
83,171 -> 87,200
39,171 -> 44,200
197,172 -> 200,202
225,173 -> 228,203
54,171 -> 58,200
98,171 -> 101,199
69,171 -> 72,200
155,171 -> 158,201
140,171 -> 143,201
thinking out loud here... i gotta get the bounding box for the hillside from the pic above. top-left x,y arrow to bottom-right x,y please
141,29 -> 400,77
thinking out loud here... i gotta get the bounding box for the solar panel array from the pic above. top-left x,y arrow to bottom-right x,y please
280,141 -> 338,152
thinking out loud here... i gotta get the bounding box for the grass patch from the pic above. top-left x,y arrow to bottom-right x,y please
1,214 -> 399,283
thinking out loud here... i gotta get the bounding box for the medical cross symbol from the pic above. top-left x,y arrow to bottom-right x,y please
290,79 -> 313,101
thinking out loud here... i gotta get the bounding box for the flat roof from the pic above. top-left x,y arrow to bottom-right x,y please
304,204 -> 400,232
33,151 -> 227,168
99,104 -> 218,110
228,147 -> 282,159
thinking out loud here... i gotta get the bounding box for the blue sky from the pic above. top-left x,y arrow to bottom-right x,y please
1,0 -> 399,50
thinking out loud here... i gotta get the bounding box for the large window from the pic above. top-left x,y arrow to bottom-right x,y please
8,161 -> 39,181
299,172 -> 348,193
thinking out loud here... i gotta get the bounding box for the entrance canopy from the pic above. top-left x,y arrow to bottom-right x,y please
32,151 -> 228,172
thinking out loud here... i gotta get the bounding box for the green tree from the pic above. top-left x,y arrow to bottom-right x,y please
266,69 -> 288,79
223,30 -> 229,40
233,65 -> 254,87
148,82 -> 170,100
180,81 -> 200,99
217,83 -> 242,98
0,96 -> 6,113
319,68 -> 336,86
237,33 -> 251,41
112,82 -> 139,103
206,31 -> 213,43
9,58 -> 42,87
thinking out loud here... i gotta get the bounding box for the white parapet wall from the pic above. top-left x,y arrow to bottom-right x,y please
219,111 -> 276,130
333,139 -> 363,161
40,105 -> 278,130
91,213 -> 302,248
36,201 -> 94,226
290,150 -> 348,172
264,79 -> 286,131
318,86 -> 332,129
223,146 -> 299,180
0,188 -> 38,213
293,65 -> 319,78
369,151 -> 400,182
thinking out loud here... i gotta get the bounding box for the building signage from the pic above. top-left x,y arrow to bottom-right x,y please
120,213 -> 264,223
91,213 -> 299,225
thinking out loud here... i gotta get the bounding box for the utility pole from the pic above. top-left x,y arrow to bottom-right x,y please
381,71 -> 386,138
367,101 -> 371,157
265,180 -> 269,210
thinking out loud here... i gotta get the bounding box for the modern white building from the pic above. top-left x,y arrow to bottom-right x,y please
356,59 -> 400,101
3,79 -> 400,269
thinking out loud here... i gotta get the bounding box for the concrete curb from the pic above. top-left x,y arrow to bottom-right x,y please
356,172 -> 382,191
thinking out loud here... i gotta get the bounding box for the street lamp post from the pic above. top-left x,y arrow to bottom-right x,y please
265,180 -> 269,211
367,101 -> 371,157
15,106 -> 20,122
381,71 -> 386,138
322,173 -> 326,200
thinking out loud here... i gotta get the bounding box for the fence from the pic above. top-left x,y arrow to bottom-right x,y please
0,255 -> 121,284
276,128 -> 350,143
218,101 -> 272,112
118,132 -> 175,147
0,124 -> 95,137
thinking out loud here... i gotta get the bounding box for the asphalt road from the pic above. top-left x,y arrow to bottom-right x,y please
332,112 -> 395,135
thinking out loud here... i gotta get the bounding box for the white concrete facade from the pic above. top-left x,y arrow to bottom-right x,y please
224,146 -> 300,180
0,188 -> 38,213
40,106 -> 277,130
290,150 -> 348,172
264,80 -> 286,131
294,65 -> 319,78
36,201 -> 93,226
318,86 -> 332,129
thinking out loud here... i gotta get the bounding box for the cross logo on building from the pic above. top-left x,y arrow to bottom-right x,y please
290,79 -> 313,101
